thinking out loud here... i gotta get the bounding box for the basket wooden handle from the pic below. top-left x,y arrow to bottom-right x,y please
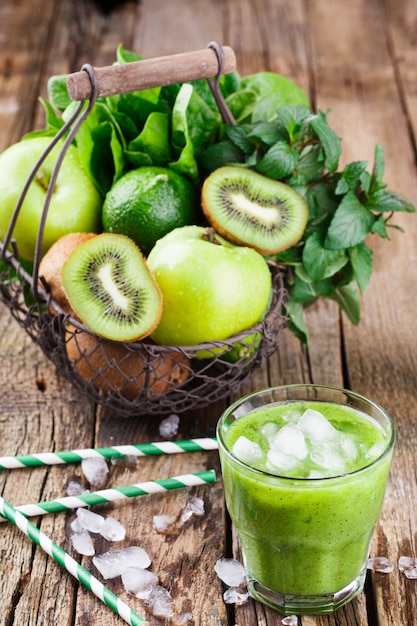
66,46 -> 236,101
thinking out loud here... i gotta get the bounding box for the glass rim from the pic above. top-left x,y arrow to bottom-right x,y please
216,383 -> 396,483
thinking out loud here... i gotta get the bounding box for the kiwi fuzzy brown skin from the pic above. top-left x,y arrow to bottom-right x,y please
65,326 -> 191,400
38,232 -> 97,315
201,165 -> 309,255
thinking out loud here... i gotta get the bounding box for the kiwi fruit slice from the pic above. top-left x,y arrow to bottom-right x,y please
201,166 -> 309,254
39,232 -> 97,315
65,327 -> 190,399
62,233 -> 162,342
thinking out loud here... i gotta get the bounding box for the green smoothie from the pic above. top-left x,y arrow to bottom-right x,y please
217,390 -> 394,614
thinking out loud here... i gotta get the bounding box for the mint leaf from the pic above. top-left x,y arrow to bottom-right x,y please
310,111 -> 341,172
302,232 -> 348,281
329,281 -> 361,325
285,298 -> 310,346
256,141 -> 299,179
348,243 -> 373,293
325,191 -> 375,249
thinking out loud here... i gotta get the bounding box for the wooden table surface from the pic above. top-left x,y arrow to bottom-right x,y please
1,0 -> 417,624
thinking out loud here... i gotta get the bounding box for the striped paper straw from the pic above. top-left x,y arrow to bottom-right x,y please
0,438 -> 218,470
5,470 -> 216,519
0,496 -> 146,625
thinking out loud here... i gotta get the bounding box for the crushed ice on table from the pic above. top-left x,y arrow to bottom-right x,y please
153,513 -> 176,535
72,529 -> 95,556
173,612 -> 193,625
144,585 -> 175,618
121,566 -> 159,599
70,517 -> 83,533
93,546 -> 151,579
100,516 -> 126,541
180,496 -> 205,523
76,507 -> 104,533
367,556 -> 394,573
214,558 -> 246,587
223,587 -> 249,605
398,556 -> 417,579
281,616 -> 298,626
81,456 -> 109,486
159,413 -> 180,438
66,480 -> 90,497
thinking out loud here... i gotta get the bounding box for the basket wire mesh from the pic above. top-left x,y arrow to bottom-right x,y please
0,43 -> 288,417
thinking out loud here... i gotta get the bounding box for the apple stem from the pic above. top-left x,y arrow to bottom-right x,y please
201,227 -> 221,245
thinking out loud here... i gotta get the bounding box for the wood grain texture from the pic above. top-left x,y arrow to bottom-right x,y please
1,0 -> 417,624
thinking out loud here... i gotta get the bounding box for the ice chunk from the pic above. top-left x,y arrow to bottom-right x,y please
214,558 -> 246,587
122,567 -> 159,599
223,587 -> 249,605
153,514 -> 176,535
299,409 -> 338,443
398,556 -> 417,579
144,585 -> 175,617
81,456 -> 109,487
180,496 -> 205,523
71,517 -> 83,533
282,406 -> 304,424
66,480 -> 89,497
76,507 -> 104,533
281,616 -> 298,626
232,436 -> 263,465
267,448 -> 300,473
173,612 -> 193,625
270,424 -> 308,459
72,530 -> 95,556
367,556 -> 394,573
366,441 -> 385,461
159,413 -> 180,438
100,517 -> 126,542
93,546 -> 151,579
339,434 -> 358,460
310,442 -> 347,473
260,422 -> 279,440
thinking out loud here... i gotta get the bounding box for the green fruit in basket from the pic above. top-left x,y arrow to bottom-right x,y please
0,137 -> 102,262
102,166 -> 199,256
62,233 -> 162,342
201,166 -> 309,255
147,225 -> 272,347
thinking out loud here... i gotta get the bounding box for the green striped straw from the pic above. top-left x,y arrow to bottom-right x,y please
4,470 -> 216,519
0,438 -> 218,470
0,495 -> 146,625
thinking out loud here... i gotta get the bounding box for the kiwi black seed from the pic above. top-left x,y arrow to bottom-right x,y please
201,165 -> 309,255
62,233 -> 162,342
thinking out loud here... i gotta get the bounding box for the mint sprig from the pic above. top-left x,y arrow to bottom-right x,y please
201,105 -> 416,344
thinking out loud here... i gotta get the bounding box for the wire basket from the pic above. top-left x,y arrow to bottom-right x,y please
0,43 -> 288,417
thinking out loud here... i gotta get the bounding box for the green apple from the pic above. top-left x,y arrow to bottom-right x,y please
147,225 -> 272,346
0,136 -> 102,261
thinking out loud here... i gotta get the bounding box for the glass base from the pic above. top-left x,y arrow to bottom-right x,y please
247,571 -> 366,616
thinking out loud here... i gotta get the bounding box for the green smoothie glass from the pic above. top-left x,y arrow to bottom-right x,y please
217,384 -> 395,615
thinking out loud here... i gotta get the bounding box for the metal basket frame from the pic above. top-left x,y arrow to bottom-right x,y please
0,42 -> 288,417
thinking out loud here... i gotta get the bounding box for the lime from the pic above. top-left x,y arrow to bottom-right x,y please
102,166 -> 199,255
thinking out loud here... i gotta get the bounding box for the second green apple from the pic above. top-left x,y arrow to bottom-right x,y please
147,225 -> 272,346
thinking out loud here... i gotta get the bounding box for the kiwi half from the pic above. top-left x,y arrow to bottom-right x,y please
201,166 -> 309,255
62,233 -> 162,342
65,327 -> 190,399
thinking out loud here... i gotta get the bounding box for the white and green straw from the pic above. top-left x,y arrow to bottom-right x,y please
5,470 -> 216,519
0,495 -> 146,625
0,438 -> 218,470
